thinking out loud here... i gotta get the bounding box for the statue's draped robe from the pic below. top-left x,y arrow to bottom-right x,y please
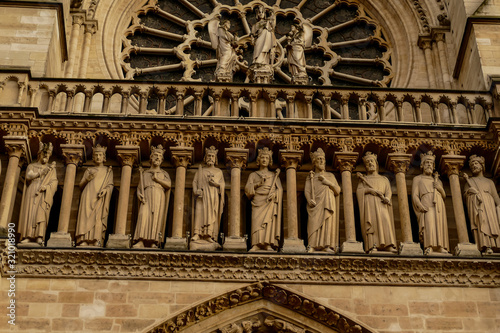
192,166 -> 225,240
215,26 -> 237,75
464,176 -> 500,249
245,169 -> 282,248
287,31 -> 307,77
76,166 -> 113,244
304,172 -> 339,250
356,174 -> 396,251
252,15 -> 275,66
134,169 -> 171,243
412,175 -> 449,250
19,163 -> 58,241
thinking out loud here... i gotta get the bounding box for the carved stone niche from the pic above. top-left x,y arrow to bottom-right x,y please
215,313 -> 314,333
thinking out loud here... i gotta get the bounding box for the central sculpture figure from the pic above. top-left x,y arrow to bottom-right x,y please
245,147 -> 282,252
191,146 -> 225,250
250,4 -> 276,82
356,152 -> 397,253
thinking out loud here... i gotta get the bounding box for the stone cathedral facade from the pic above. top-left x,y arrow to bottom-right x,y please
0,0 -> 500,332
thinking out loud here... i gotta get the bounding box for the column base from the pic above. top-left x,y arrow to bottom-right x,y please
47,232 -> 73,248
454,243 -> 481,257
341,240 -> 365,254
223,236 -> 247,252
190,240 -> 221,251
164,237 -> 188,251
281,238 -> 307,253
106,234 -> 131,249
399,242 -> 423,256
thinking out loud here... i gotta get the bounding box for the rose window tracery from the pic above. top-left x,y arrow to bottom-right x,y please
121,0 -> 393,87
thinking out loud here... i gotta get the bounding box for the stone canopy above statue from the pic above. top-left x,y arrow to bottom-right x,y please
122,0 -> 393,86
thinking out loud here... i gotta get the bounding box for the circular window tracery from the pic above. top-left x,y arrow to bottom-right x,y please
121,0 -> 393,86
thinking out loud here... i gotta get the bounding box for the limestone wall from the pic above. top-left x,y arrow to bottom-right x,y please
1,278 -> 498,332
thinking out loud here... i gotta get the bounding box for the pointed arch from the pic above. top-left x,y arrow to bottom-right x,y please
145,282 -> 376,333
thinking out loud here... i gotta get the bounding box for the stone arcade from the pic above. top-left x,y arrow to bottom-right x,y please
0,0 -> 500,332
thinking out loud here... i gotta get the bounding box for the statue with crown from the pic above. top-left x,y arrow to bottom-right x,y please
133,145 -> 171,248
305,148 -> 341,253
190,146 -> 225,251
412,151 -> 450,255
75,145 -> 114,247
18,142 -> 58,247
463,154 -> 500,254
356,151 -> 397,254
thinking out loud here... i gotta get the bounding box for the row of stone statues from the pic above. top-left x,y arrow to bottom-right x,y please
210,5 -> 310,84
15,143 -> 500,255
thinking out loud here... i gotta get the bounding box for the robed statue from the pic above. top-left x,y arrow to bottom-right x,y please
286,23 -> 310,84
250,5 -> 276,69
463,155 -> 500,254
75,145 -> 113,247
191,146 -> 225,250
412,152 -> 449,255
305,148 -> 341,252
245,147 -> 282,252
133,145 -> 171,248
19,142 -> 58,246
356,152 -> 397,253
209,19 -> 238,81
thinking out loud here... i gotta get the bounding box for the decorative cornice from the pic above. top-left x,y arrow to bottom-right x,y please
4,249 -> 499,287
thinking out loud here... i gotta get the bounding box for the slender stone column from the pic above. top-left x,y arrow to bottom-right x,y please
359,98 -> 367,120
431,42 -> 444,87
286,95 -> 295,118
387,153 -> 423,255
65,14 -> 85,78
231,93 -> 239,117
106,146 -> 139,248
280,150 -> 306,253
176,93 -> 184,115
334,151 -> 364,253
440,155 -> 481,256
435,33 -> 452,89
78,22 -> 97,78
322,96 -> 331,120
341,96 -> 349,119
223,148 -> 248,252
0,137 -> 30,235
47,145 -> 85,247
419,38 -> 437,88
164,147 -> 193,250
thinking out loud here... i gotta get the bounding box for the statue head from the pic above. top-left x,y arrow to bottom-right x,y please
291,22 -> 303,33
219,19 -> 230,29
420,151 -> 435,173
256,147 -> 272,167
362,151 -> 378,172
204,145 -> 218,166
150,144 -> 165,166
93,145 -> 107,163
310,148 -> 326,170
37,142 -> 53,163
469,154 -> 485,174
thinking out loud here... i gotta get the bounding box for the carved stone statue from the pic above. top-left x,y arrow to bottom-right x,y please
286,23 -> 308,84
211,19 -> 238,82
133,145 -> 171,248
251,5 -> 276,70
412,152 -> 449,255
245,147 -> 282,252
76,145 -> 113,247
463,155 -> 500,254
19,142 -> 58,246
191,146 -> 225,251
305,148 -> 340,252
356,152 -> 397,253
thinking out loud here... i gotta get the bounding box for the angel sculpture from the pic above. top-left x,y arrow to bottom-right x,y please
209,19 -> 239,82
286,22 -> 312,84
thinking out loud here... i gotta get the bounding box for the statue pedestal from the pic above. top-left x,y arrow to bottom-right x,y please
190,240 -> 221,251
223,236 -> 247,252
106,234 -> 131,249
341,240 -> 365,254
164,237 -> 188,251
47,232 -> 73,248
281,238 -> 306,253
216,73 -> 232,82
291,74 -> 308,85
454,243 -> 481,257
399,242 -> 423,256
249,66 -> 273,84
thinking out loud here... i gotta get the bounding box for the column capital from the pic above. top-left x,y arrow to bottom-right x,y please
61,144 -> 86,166
116,145 -> 140,167
386,153 -> 412,174
225,148 -> 248,169
439,154 -> 466,176
279,150 -> 303,170
334,151 -> 359,172
4,136 -> 31,163
171,146 -> 194,168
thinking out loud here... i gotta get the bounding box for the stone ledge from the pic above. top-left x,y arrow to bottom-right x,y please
3,249 -> 499,287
